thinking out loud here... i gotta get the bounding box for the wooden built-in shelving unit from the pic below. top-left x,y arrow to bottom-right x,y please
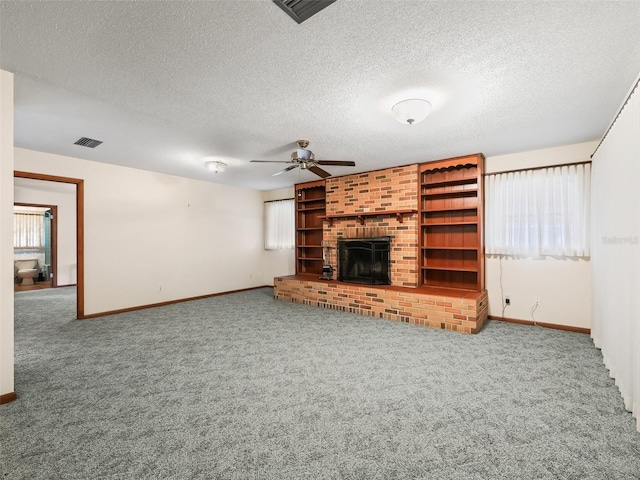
295,180 -> 326,276
419,154 -> 485,291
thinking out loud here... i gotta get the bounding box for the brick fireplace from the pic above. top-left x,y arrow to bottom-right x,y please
324,165 -> 419,286
274,159 -> 489,334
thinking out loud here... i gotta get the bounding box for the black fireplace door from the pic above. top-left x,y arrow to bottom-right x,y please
338,238 -> 391,285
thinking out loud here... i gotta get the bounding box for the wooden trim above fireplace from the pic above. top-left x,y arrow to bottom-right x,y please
319,209 -> 417,226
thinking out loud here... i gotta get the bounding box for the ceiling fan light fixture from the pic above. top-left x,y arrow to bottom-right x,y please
297,148 -> 313,161
391,98 -> 432,125
204,160 -> 227,174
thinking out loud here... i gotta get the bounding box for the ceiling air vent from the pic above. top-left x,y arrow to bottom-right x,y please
74,137 -> 103,148
272,0 -> 337,24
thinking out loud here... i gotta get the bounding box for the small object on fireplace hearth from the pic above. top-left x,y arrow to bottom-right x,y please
320,243 -> 334,280
320,265 -> 333,281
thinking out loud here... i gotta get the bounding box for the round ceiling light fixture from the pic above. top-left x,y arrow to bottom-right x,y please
204,160 -> 227,174
391,98 -> 432,125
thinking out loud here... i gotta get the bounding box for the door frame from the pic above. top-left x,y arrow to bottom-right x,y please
13,202 -> 58,287
14,171 -> 85,319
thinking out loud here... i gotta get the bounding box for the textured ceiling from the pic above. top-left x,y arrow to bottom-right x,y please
1,0 -> 640,191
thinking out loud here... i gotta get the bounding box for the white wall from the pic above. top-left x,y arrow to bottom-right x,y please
14,179 -> 77,286
261,187 -> 296,284
484,142 -> 596,329
15,147 -> 270,316
590,73 -> 640,432
0,70 -> 15,398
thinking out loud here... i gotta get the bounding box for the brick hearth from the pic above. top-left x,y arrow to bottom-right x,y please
274,276 -> 489,334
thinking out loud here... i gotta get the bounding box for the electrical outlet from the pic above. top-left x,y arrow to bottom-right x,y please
505,296 -> 511,306
535,296 -> 541,306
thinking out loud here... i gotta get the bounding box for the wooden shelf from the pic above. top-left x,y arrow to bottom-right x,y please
297,257 -> 323,261
422,222 -> 478,226
421,266 -> 478,273
319,209 -> 417,226
421,189 -> 478,198
297,245 -> 323,248
297,206 -> 326,212
423,206 -> 478,213
422,246 -> 479,251
297,227 -> 323,231
422,177 -> 478,188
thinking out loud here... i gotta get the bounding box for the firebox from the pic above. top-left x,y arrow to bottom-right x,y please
338,237 -> 391,285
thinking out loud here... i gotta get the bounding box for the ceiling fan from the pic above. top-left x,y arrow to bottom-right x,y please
251,140 -> 356,178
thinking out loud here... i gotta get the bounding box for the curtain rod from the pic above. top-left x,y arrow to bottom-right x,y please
484,160 -> 591,176
591,73 -> 640,158
264,198 -> 294,203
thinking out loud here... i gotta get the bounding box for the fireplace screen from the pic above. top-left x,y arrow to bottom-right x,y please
338,237 -> 391,285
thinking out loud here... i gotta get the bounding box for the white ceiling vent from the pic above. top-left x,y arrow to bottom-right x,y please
272,0 -> 337,24
74,137 -> 103,148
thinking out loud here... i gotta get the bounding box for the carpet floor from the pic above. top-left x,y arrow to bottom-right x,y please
2,287 -> 639,479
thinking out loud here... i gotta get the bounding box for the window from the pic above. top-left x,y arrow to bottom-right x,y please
14,212 -> 45,249
264,199 -> 294,250
484,163 -> 590,257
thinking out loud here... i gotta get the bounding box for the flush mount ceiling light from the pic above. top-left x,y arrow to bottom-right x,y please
204,160 -> 227,174
391,98 -> 432,125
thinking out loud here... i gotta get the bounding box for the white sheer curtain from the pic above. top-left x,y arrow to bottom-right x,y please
13,212 -> 44,249
264,199 -> 294,250
485,164 -> 591,257
591,77 -> 640,432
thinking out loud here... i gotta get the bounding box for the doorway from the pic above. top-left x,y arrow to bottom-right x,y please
14,171 -> 84,319
13,203 -> 57,291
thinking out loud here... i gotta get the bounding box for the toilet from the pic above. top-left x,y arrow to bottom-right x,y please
15,259 -> 40,286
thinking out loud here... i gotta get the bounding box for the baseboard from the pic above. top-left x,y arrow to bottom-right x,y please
488,315 -> 590,334
56,284 -> 77,288
0,392 -> 17,405
79,285 -> 273,320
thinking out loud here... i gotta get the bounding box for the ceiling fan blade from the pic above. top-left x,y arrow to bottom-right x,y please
250,160 -> 293,164
316,160 -> 356,166
272,165 -> 299,176
260,142 -> 299,157
308,165 -> 331,178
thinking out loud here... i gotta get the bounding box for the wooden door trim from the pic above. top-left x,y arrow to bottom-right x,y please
14,171 -> 85,319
